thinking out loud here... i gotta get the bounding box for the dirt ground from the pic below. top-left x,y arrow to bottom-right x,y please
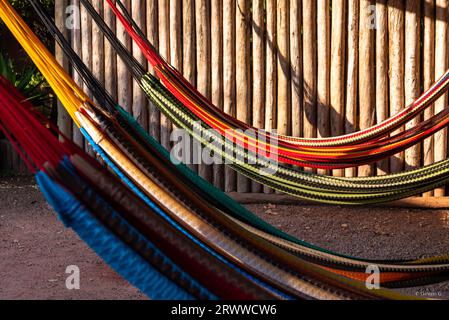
1,176 -> 449,300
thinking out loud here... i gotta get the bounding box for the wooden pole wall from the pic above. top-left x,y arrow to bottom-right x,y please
7,1 -> 449,196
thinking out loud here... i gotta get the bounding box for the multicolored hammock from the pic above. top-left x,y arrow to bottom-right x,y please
0,73 -> 404,301
49,0 -> 449,205
4,0 -> 449,299
105,0 -> 449,169
0,77 -> 214,300
27,0 -> 449,267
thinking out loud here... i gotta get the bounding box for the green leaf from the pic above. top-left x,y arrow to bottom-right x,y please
0,52 -> 52,112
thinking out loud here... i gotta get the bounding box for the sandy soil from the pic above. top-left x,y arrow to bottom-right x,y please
1,177 -> 449,300
0,177 -> 146,300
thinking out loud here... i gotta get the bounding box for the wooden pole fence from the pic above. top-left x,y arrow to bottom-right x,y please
3,0 -> 449,198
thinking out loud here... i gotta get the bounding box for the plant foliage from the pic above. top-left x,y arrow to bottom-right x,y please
0,53 -> 52,116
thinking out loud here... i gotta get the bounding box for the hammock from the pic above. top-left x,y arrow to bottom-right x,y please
2,72 -> 416,300
3,0 -> 414,299
24,0 -> 449,278
4,0 -> 449,299
104,0 -> 449,169
0,77 -> 214,300
57,0 -> 449,205
28,0 -> 449,270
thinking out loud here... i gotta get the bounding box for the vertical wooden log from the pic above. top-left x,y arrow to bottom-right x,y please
169,0 -> 182,169
182,0 -> 197,172
434,0 -> 448,196
55,0 -> 72,139
147,0 -> 160,139
235,0 -> 251,193
116,0 -> 132,114
345,0 -> 359,178
290,0 -> 302,139
376,0 -> 389,175
223,0 -> 236,192
303,0 -> 317,173
359,0 -> 375,177
196,0 -> 212,182
252,0 -> 265,193
92,0 -> 104,86
211,0 -> 224,189
81,0 -> 94,154
170,0 -> 183,71
388,0 -> 405,174
404,0 -> 421,171
88,0 -> 104,153
132,0 -> 148,130
183,0 -> 196,86
81,1 -> 92,97
317,0 -> 330,175
72,0 -> 84,147
264,0 -> 276,193
274,1 -> 289,194
423,0 -> 435,197
104,1 -> 117,101
277,1 -> 290,136
330,0 -> 346,177
92,0 -> 105,101
159,0 -> 171,149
